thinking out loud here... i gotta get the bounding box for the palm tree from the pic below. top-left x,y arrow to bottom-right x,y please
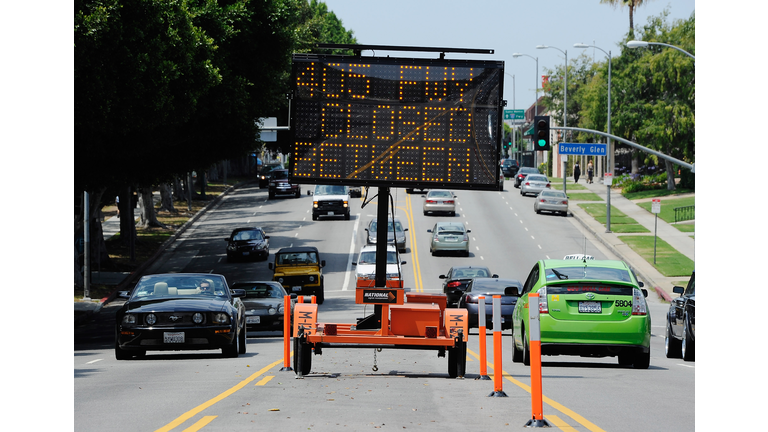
600,0 -> 650,37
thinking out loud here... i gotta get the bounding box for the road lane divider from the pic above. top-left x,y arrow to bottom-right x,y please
154,358 -> 285,432
404,194 -> 423,292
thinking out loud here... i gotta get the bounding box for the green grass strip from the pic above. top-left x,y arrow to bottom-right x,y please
619,236 -> 695,277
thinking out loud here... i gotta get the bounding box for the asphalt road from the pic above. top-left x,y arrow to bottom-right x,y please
74,182 -> 694,432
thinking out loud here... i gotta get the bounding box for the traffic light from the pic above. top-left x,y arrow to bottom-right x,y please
533,116 -> 550,151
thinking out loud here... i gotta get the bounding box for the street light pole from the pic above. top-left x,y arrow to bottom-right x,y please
626,40 -> 695,59
512,53 -> 538,165
575,43 -> 612,232
537,45 -> 567,193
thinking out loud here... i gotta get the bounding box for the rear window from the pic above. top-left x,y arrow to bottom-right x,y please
527,175 -> 548,182
546,283 -> 634,296
545,266 -> 632,283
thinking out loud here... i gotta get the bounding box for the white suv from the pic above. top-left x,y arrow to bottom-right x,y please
352,244 -> 405,288
312,185 -> 350,220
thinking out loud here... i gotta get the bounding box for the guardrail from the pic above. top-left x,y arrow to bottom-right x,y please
674,205 -> 695,223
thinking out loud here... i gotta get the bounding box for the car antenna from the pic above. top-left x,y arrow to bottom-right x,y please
582,237 -> 587,264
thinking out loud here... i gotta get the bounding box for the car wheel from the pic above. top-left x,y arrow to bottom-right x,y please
450,211 -> 456,216
682,315 -> 695,361
294,339 -> 312,376
522,327 -> 531,366
238,321 -> 247,354
115,338 -> 131,360
535,208 -> 541,214
345,212 -> 350,221
316,286 -> 325,305
512,333 -> 523,363
295,190 -> 301,198
447,347 -> 458,378
665,321 -> 682,358
633,350 -> 651,369
223,329 -> 240,358
312,213 -> 318,221
618,352 -> 634,366
268,192 -> 275,199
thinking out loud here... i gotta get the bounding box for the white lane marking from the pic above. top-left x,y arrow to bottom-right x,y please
342,214 -> 362,291
480,256 -> 484,260
678,364 -> 695,368
86,359 -> 103,365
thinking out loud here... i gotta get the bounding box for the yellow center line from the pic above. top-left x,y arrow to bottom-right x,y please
466,349 -> 607,432
404,194 -> 423,292
181,416 -> 217,432
154,358 -> 285,432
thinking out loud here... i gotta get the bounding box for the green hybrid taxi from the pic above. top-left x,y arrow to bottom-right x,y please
511,259 -> 651,369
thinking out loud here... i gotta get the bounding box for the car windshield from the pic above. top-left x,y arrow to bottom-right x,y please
236,283 -> 284,299
130,275 -> 229,299
358,251 -> 399,264
232,230 -> 263,241
428,191 -> 453,198
545,266 -> 632,283
276,252 -> 318,265
370,220 -> 403,232
315,185 -> 347,195
272,171 -> 289,180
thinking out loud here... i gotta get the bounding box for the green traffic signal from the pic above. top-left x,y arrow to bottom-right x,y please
533,116 -> 550,151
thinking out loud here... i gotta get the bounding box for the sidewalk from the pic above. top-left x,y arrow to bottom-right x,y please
565,177 -> 695,301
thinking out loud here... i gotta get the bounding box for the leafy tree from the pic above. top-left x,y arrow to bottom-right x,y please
540,53 -> 599,143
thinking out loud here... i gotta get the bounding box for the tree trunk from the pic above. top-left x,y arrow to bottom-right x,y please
173,177 -> 184,198
138,187 -> 166,228
158,183 -> 177,213
119,186 -> 137,247
198,169 -> 207,198
665,159 -> 677,191
208,164 -> 219,181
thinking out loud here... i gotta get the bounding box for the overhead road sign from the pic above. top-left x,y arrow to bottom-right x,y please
504,109 -> 524,120
558,143 -> 607,156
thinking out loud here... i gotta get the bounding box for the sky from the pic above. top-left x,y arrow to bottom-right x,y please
321,0 -> 696,112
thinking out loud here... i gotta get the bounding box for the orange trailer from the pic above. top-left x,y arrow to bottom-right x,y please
292,288 -> 469,378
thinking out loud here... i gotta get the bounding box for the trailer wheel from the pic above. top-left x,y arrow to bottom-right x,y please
448,348 -> 458,378
293,331 -> 313,376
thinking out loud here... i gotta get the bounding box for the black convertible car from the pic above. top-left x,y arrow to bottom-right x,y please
115,273 -> 246,359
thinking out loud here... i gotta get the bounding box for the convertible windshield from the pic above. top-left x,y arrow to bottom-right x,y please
131,275 -> 229,299
276,252 -> 318,265
545,267 -> 632,283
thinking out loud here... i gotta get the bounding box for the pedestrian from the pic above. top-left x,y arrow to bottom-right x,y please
587,160 -> 594,184
574,162 -> 581,183
116,195 -> 120,219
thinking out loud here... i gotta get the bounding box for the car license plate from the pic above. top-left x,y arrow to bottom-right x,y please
446,236 -> 458,242
242,251 -> 250,256
246,316 -> 260,324
578,301 -> 602,313
328,211 -> 334,215
164,332 -> 185,343
292,286 -> 302,292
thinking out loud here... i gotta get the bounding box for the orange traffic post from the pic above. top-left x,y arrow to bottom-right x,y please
477,296 -> 490,380
524,292 -> 550,427
298,295 -> 304,304
311,295 -> 316,304
488,295 -> 507,397
280,295 -> 293,371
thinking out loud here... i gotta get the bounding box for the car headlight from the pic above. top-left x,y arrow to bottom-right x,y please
268,307 -> 277,315
146,314 -> 157,325
343,201 -> 349,207
193,313 -> 204,324
122,314 -> 136,325
313,201 -> 319,208
278,305 -> 284,314
212,313 -> 229,324
277,277 -> 284,283
309,276 -> 315,282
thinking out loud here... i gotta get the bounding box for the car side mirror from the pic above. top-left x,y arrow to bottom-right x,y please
321,260 -> 326,267
505,286 -> 520,297
351,262 -> 357,266
672,286 -> 685,295
364,228 -> 368,232
118,291 -> 130,299
492,274 -> 499,278
427,229 -> 432,233
264,235 -> 270,239
403,228 -> 408,231
638,281 -> 644,287
641,289 -> 648,298
224,238 -> 230,241
308,190 -> 312,195
401,261 -> 406,265
290,293 -> 298,300
439,275 -> 446,279
231,289 -> 246,298
268,263 -> 273,270
466,229 -> 472,233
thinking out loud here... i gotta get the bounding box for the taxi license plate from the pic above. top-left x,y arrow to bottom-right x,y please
292,286 -> 302,292
164,332 -> 185,343
246,316 -> 260,324
578,301 -> 601,313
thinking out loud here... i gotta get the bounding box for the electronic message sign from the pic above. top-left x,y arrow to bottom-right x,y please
289,53 -> 505,190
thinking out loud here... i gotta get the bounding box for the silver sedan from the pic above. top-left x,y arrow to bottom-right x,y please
520,174 -> 551,197
534,190 -> 569,216
422,190 -> 456,216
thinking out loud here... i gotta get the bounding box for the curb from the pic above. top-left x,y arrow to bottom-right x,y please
569,209 -> 672,303
101,180 -> 255,305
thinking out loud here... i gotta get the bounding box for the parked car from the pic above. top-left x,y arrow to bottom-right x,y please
225,227 -> 270,262
501,159 -> 519,177
520,174 -> 551,197
352,244 -> 406,288
115,273 -> 246,359
269,247 -> 326,304
665,271 -> 695,361
231,281 -> 296,332
459,278 -> 522,329
365,217 -> 408,252
422,189 -> 457,216
405,187 -> 427,194
428,221 -> 471,257
534,190 -> 569,216
514,167 -> 540,188
259,164 -> 282,188
311,184 -> 350,220
511,259 -> 651,368
440,266 -> 498,307
268,169 -> 301,199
